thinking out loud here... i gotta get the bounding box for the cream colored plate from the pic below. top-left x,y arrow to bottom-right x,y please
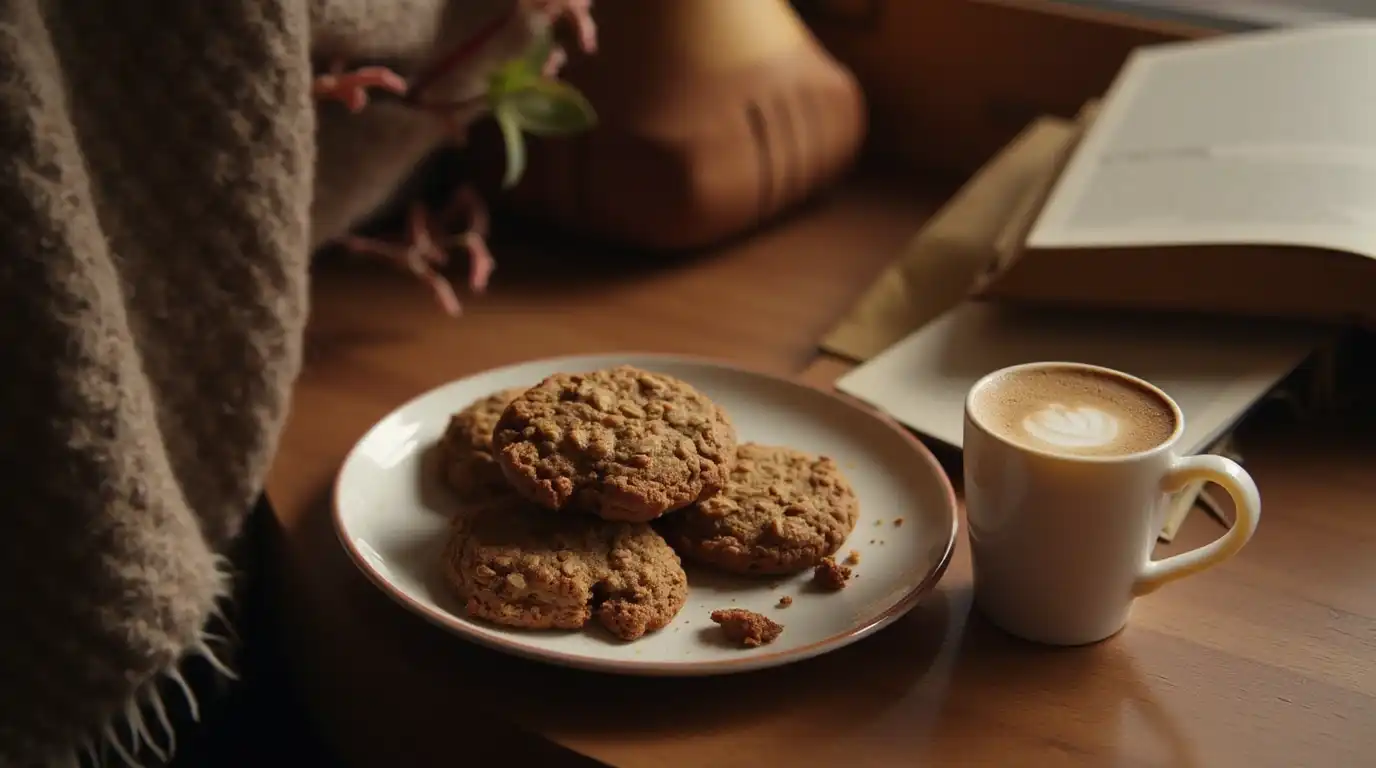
333,354 -> 957,676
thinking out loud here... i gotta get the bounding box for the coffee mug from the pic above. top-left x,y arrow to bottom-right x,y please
962,361 -> 1261,646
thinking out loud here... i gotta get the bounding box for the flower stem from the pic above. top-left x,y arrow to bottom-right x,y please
406,6 -> 520,103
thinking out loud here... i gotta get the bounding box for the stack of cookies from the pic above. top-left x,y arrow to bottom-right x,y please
435,365 -> 860,644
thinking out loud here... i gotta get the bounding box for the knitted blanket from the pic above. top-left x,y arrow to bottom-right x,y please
0,1 -> 584,764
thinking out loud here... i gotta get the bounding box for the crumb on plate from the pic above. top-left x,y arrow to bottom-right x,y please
777,595 -> 793,608
893,518 -> 904,527
843,550 -> 861,566
711,609 -> 784,647
813,556 -> 852,591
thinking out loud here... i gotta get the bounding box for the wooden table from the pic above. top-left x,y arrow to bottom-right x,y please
266,174 -> 1376,768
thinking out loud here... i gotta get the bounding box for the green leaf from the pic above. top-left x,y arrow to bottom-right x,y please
505,79 -> 598,136
488,53 -> 540,100
495,104 -> 527,189
488,30 -> 560,101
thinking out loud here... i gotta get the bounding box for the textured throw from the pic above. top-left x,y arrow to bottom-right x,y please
0,1 -> 571,764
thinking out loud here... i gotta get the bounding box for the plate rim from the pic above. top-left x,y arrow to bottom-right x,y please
332,352 -> 959,676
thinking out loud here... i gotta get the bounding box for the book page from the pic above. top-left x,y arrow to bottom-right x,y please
1027,23 -> 1376,258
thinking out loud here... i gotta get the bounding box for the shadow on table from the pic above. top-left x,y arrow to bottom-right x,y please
920,608 -> 1202,767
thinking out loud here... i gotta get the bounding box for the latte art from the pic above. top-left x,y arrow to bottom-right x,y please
1022,404 -> 1120,449
971,365 -> 1178,458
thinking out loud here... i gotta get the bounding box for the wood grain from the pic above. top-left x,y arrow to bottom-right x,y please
267,173 -> 1376,768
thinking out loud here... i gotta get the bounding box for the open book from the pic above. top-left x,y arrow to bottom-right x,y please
980,23 -> 1376,327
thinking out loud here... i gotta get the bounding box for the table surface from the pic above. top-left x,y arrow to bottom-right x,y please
266,173 -> 1376,768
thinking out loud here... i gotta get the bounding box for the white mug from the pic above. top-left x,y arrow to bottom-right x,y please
962,361 -> 1261,646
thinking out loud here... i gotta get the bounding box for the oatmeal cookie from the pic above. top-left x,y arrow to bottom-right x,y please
492,366 -> 737,522
663,443 -> 859,575
437,387 -> 525,503
440,495 -> 689,641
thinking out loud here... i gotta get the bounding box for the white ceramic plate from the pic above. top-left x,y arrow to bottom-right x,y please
334,354 -> 958,676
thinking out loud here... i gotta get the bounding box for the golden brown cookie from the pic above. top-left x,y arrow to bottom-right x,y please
437,387 -> 525,504
662,443 -> 859,576
491,366 -> 737,522
440,495 -> 689,641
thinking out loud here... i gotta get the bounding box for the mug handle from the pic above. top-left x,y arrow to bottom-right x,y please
1133,454 -> 1261,597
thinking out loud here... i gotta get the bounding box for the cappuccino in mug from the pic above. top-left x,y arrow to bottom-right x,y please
969,365 -> 1177,458
963,361 -> 1261,646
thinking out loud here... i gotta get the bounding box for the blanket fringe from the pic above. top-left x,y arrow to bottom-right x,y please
73,561 -> 240,768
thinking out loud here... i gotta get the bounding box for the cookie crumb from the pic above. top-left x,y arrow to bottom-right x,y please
812,557 -> 852,591
873,519 -> 883,527
893,518 -> 905,527
843,550 -> 861,566
777,596 -> 793,608
711,609 -> 784,647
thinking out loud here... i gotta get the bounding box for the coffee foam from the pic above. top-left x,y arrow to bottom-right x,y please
973,367 -> 1176,458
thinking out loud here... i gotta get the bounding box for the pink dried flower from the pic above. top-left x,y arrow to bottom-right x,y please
530,0 -> 597,54
340,188 -> 492,317
312,61 -> 408,113
316,2 -> 599,316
